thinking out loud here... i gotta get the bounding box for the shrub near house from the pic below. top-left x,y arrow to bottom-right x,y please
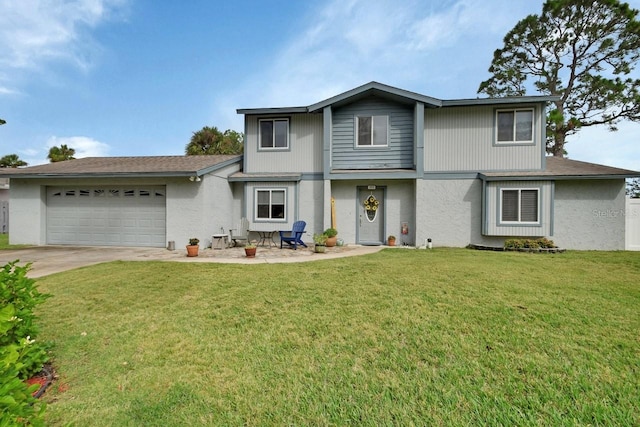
0,262 -> 50,425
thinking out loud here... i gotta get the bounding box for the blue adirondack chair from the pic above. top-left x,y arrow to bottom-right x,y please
279,220 -> 307,250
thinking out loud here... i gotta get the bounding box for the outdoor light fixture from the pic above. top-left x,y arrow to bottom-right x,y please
189,176 -> 201,182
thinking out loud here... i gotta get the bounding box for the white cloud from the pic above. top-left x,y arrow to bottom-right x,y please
221,0 -> 540,112
47,136 -> 110,158
0,0 -> 130,92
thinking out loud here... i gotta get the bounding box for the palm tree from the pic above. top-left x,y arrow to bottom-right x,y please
185,126 -> 243,155
47,144 -> 76,162
0,154 -> 27,168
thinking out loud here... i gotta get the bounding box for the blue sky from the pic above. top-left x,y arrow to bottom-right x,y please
1,0 -> 639,171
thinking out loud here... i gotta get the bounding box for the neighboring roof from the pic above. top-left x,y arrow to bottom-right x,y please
0,155 -> 242,178
237,81 -> 559,115
480,157 -> 640,181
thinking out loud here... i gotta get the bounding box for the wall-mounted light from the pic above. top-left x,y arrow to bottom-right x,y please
189,176 -> 201,182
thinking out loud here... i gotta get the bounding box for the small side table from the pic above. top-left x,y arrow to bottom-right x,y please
256,231 -> 277,248
212,234 -> 229,250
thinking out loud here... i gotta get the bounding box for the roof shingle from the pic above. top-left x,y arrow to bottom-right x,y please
0,155 -> 242,177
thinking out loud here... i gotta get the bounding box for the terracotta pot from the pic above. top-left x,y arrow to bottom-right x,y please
387,238 -> 396,246
186,245 -> 199,257
245,247 -> 257,258
325,236 -> 337,247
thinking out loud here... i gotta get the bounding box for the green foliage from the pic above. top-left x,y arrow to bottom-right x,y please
478,0 -> 640,156
0,262 -> 49,425
188,238 -> 199,246
313,233 -> 328,245
504,237 -> 557,249
0,119 -> 5,125
0,342 -> 45,426
0,154 -> 27,168
627,178 -> 640,197
47,144 -> 76,163
323,228 -> 338,238
185,126 -> 243,155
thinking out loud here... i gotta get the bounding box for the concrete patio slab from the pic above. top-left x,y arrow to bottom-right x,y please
0,244 -> 385,278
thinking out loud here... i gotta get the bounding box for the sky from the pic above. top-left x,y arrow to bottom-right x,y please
1,0 -> 639,171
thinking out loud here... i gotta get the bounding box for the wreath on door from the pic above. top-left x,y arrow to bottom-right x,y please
363,194 -> 379,222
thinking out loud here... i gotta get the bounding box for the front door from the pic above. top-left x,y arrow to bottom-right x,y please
357,187 -> 385,245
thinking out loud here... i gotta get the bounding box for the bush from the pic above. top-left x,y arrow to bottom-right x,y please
504,238 -> 556,250
0,262 -> 50,425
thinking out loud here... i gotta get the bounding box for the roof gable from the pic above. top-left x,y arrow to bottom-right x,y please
237,81 -> 560,115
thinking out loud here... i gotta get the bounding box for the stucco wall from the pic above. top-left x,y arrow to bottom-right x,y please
415,178 -> 499,248
552,179 -> 626,250
8,179 -> 46,245
166,163 -> 240,248
331,180 -> 415,245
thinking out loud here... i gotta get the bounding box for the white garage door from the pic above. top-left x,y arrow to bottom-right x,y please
47,186 -> 166,247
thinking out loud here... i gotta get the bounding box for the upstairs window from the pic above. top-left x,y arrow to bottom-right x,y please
255,189 -> 286,221
496,109 -> 533,143
357,115 -> 388,147
501,188 -> 539,223
259,119 -> 289,149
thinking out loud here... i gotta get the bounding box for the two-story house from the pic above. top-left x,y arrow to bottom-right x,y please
235,81 -> 638,250
3,82 -> 638,249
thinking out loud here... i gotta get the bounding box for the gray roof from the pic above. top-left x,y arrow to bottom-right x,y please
480,157 -> 640,181
237,81 -> 559,115
0,155 -> 242,178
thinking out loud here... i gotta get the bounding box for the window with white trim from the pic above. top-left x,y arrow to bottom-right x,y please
255,189 -> 286,220
259,119 -> 289,149
357,115 -> 388,146
496,109 -> 534,143
501,188 -> 539,223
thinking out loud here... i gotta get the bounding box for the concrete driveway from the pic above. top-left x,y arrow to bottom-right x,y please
0,245 -> 384,278
0,246 -> 183,278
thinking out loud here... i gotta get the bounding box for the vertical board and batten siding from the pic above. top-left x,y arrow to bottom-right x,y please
626,197 -> 640,250
244,113 -> 323,173
244,181 -> 298,231
332,97 -> 414,170
484,180 -> 553,237
424,106 -> 543,172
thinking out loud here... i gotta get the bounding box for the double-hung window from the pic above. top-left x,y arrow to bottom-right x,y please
356,116 -> 388,147
501,188 -> 539,223
255,189 -> 286,221
259,119 -> 289,149
496,109 -> 534,143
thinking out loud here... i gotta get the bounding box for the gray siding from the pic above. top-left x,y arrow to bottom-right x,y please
244,181 -> 298,231
245,113 -> 323,173
484,180 -> 553,237
424,105 -> 543,172
332,97 -> 414,170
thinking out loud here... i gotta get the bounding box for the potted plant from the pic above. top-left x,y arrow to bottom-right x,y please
323,227 -> 338,247
313,233 -> 328,253
186,237 -> 200,257
387,235 -> 396,246
244,242 -> 257,258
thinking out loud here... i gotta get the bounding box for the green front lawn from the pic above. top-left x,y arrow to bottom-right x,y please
35,249 -> 639,426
